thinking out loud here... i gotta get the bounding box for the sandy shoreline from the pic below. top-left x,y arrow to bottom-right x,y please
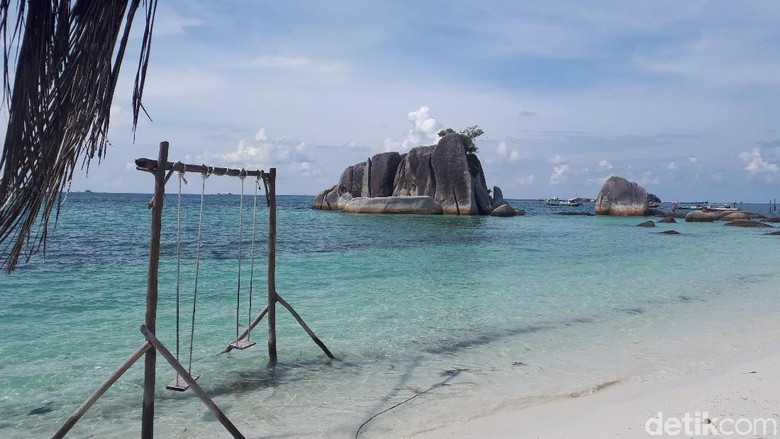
416,349 -> 780,438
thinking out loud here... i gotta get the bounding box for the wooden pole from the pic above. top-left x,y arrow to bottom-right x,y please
140,326 -> 246,439
142,141 -> 169,439
222,305 -> 269,354
267,168 -> 277,365
276,294 -> 334,359
53,342 -> 151,438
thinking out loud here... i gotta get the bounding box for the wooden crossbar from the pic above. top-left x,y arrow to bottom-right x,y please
135,158 -> 265,178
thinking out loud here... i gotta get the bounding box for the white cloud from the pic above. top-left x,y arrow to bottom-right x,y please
497,142 -> 508,157
292,161 -> 320,177
144,67 -> 226,99
109,105 -> 132,128
339,141 -> 372,150
516,174 -> 535,186
549,164 -> 570,185
203,128 -> 319,177
587,176 -> 610,186
550,154 -> 565,164
598,160 -> 613,170
688,156 -> 700,167
249,56 -> 312,69
638,171 -> 660,186
496,141 -> 521,162
740,147 -> 779,177
240,55 -> 346,82
154,8 -> 204,36
382,138 -> 401,152
667,161 -> 678,170
383,106 -> 443,152
404,106 -> 442,150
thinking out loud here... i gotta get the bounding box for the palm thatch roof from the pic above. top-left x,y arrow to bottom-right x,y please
0,0 -> 158,272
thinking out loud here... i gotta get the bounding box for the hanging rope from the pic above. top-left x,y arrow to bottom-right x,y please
234,171 -> 246,341
247,175 -> 261,340
174,164 -> 188,364
188,169 -> 209,376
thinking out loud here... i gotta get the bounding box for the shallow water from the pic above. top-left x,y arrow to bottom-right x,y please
1,194 -> 778,438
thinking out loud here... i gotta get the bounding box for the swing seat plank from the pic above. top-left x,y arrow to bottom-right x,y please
228,339 -> 256,350
166,373 -> 200,392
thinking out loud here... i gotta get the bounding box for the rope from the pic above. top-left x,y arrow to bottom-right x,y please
188,170 -> 208,375
354,369 -> 464,438
174,165 -> 187,363
234,172 -> 246,341
247,175 -> 260,339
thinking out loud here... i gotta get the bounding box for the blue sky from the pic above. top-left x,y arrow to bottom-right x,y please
64,0 -> 780,202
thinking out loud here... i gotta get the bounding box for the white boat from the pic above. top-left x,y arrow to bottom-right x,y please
546,197 -> 582,207
672,201 -> 738,212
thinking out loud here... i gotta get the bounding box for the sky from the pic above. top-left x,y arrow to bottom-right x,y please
48,1 -> 780,201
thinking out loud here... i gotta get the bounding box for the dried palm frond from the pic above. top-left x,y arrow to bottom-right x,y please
0,0 -> 157,272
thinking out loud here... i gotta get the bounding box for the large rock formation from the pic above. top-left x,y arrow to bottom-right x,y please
594,176 -> 649,216
392,145 -> 436,197
313,133 -> 511,215
363,152 -> 401,197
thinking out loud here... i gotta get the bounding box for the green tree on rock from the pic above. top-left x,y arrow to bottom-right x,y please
438,125 -> 484,154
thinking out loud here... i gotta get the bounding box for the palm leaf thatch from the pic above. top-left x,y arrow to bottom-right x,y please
0,0 -> 157,272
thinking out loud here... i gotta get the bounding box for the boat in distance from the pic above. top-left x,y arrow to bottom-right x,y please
546,197 -> 583,207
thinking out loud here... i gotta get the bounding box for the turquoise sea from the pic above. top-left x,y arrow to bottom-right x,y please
1,193 -> 779,438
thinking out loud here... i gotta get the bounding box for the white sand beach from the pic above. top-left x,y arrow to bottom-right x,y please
419,349 -> 780,438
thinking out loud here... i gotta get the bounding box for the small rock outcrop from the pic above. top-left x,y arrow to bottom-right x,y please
342,196 -> 443,214
685,210 -> 719,222
660,230 -> 681,235
647,193 -> 661,206
490,204 -> 516,217
719,212 -> 749,221
594,176 -> 648,216
491,186 -> 507,210
658,217 -> 676,224
636,220 -> 655,227
313,133 -> 514,215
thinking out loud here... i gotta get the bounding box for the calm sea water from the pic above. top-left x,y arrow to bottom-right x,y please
1,193 -> 779,438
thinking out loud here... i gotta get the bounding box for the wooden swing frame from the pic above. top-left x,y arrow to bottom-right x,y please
52,141 -> 333,438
